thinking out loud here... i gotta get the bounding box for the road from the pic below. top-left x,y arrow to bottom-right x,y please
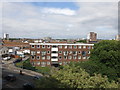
1,57 -> 43,89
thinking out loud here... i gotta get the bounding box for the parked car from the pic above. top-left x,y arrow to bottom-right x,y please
2,57 -> 11,61
13,58 -> 22,63
33,75 -> 42,80
23,83 -> 34,89
4,74 -> 16,82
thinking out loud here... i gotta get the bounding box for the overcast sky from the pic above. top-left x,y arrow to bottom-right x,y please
1,2 -> 118,39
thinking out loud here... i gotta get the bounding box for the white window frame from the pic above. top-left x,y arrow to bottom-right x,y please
83,46 -> 86,49
47,56 -> 50,60
59,45 -> 62,48
78,45 -> 82,49
31,45 -> 35,48
37,45 -> 40,48
47,45 -> 50,48
69,45 -> 72,49
36,56 -> 40,60
68,56 -> 72,59
42,56 -> 45,60
47,51 -> 50,54
78,56 -> 81,59
64,45 -> 67,49
42,45 -> 45,48
74,45 -> 77,49
37,51 -> 40,54
31,56 -> 35,60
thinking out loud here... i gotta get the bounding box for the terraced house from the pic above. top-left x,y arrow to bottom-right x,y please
30,43 -> 94,67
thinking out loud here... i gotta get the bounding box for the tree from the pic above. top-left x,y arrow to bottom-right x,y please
90,40 -> 120,80
36,64 -> 119,88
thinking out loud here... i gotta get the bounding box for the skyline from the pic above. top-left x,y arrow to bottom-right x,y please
1,2 -> 118,39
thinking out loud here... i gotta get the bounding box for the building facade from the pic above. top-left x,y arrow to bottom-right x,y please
87,32 -> 97,43
115,35 -> 120,41
30,43 -> 94,67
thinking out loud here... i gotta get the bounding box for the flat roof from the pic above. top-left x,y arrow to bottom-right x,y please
29,43 -> 94,46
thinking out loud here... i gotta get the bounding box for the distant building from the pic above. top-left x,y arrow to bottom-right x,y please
43,37 -> 52,41
115,35 -> 120,41
3,33 -> 9,40
29,42 -> 94,67
87,32 -> 97,43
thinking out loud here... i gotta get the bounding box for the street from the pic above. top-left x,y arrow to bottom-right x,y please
1,57 -> 43,89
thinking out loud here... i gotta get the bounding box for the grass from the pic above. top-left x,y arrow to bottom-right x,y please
15,60 -> 51,75
35,66 -> 51,75
15,61 -> 24,68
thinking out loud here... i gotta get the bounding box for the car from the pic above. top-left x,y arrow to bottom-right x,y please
13,58 -> 22,63
4,74 -> 16,82
33,75 -> 42,80
2,57 -> 11,61
23,83 -> 34,89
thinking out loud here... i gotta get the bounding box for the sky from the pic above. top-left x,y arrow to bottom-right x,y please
1,1 -> 118,39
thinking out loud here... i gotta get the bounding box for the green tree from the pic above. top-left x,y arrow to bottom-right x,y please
36,64 -> 119,88
90,40 -> 120,79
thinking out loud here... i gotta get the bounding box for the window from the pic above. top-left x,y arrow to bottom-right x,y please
47,62 -> 50,65
87,56 -> 90,59
31,45 -> 35,48
74,45 -> 77,49
36,56 -> 40,60
68,56 -> 72,59
41,51 -> 46,55
78,56 -> 81,59
52,51 -> 57,53
92,46 -> 94,49
31,51 -> 36,55
78,45 -> 81,49
37,62 -> 40,65
59,51 -> 62,54
73,51 -> 77,55
83,46 -> 86,49
88,51 -> 90,54
52,45 -> 57,48
37,45 -> 40,48
31,56 -> 35,60
69,45 -> 72,49
73,56 -> 77,59
41,62 -> 46,67
64,45 -> 67,49
42,45 -> 45,48
69,51 -> 72,54
59,56 -> 62,60
82,51 -> 86,56
64,56 -> 67,59
59,62 -> 62,65
37,51 -> 40,54
47,51 -> 50,54
59,45 -> 62,48
83,56 -> 86,59
47,45 -> 50,48
63,51 -> 68,55
88,46 -> 90,49
42,56 -> 45,60
78,51 -> 81,54
47,56 -> 50,60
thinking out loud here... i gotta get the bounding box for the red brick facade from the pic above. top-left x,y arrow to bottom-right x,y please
30,43 -> 94,67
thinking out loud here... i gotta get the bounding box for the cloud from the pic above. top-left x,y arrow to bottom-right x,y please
42,8 -> 76,16
1,2 -> 118,39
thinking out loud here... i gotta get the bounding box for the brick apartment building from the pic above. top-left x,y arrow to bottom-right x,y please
30,43 -> 94,67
